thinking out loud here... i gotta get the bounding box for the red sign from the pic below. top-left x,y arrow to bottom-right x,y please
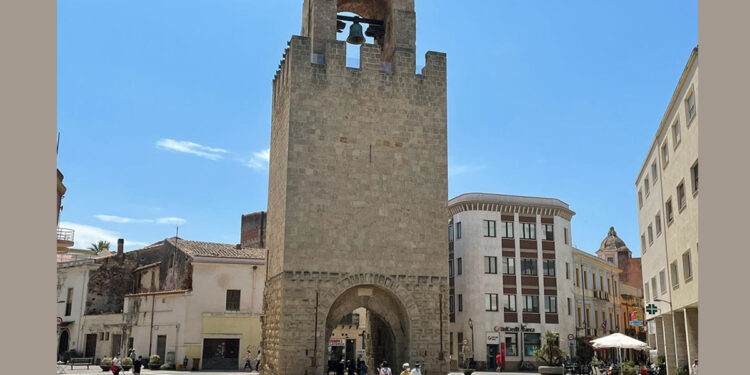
57,317 -> 63,326
328,339 -> 345,346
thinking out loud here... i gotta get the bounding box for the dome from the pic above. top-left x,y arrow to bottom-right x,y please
599,226 -> 629,252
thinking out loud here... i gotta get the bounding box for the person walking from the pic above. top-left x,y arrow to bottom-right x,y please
133,356 -> 143,375
409,362 -> 421,375
359,359 -> 368,375
244,351 -> 253,371
399,363 -> 410,375
379,361 -> 392,375
111,354 -> 122,375
255,350 -> 262,371
691,359 -> 698,375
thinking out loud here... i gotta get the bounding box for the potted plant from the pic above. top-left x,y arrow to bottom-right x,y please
620,360 -> 639,375
100,357 -> 113,372
148,355 -> 161,370
533,331 -> 567,374
121,357 -> 133,371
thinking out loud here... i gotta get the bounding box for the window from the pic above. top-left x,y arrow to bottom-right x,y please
521,258 -> 537,276
543,260 -> 556,277
449,332 -> 454,356
567,298 -> 572,315
691,161 -> 699,194
505,333 -> 518,357
504,294 -> 516,312
641,235 -> 647,253
659,270 -> 667,295
683,251 -> 693,281
661,141 -> 669,167
564,228 -> 569,245
522,295 -> 539,313
484,256 -> 498,274
545,296 -> 557,313
686,91 -> 696,122
502,257 -> 516,275
670,262 -> 679,289
647,225 -> 654,245
448,223 -> 454,242
501,221 -> 514,238
607,278 -> 611,294
672,121 -> 681,149
583,270 -> 589,289
599,275 -> 604,291
677,181 -> 687,212
645,282 -> 651,302
449,259 -> 454,277
638,190 -> 643,209
450,295 -> 455,313
655,213 -> 662,236
651,277 -> 658,300
483,220 -> 496,237
226,289 -> 241,311
543,224 -> 554,241
485,293 -> 499,311
524,333 -> 541,356
565,262 -> 570,279
666,198 -> 674,224
458,294 -> 463,312
607,257 -> 614,264
645,178 -> 650,196
456,222 -> 461,239
521,223 -> 536,240
575,267 -> 580,287
652,162 -> 658,183
577,307 -> 582,326
105,332 -> 110,341
457,258 -> 462,275
65,288 -> 73,316
127,337 -> 134,351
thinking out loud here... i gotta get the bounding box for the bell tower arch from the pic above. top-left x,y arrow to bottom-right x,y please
260,1 -> 448,374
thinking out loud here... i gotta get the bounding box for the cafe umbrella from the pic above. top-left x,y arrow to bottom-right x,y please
590,333 -> 650,365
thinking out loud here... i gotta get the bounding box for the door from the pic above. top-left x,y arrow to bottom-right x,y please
111,334 -> 122,357
487,344 -> 499,369
345,339 -> 356,363
85,334 -> 97,358
156,335 -> 167,364
202,338 -> 240,370
58,330 -> 70,359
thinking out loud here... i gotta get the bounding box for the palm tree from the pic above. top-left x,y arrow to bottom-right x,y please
88,240 -> 111,254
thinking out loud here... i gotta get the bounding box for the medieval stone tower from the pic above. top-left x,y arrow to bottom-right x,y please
260,1 -> 448,374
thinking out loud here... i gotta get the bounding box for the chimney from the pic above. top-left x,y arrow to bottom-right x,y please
117,238 -> 124,256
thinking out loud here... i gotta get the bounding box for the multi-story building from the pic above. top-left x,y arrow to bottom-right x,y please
636,47 -> 698,375
448,193 -> 577,371
56,169 -> 75,254
572,249 -> 621,340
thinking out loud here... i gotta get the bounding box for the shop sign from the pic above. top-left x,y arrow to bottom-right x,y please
629,320 -> 643,327
328,339 -> 345,346
499,326 -> 535,333
486,332 -> 500,344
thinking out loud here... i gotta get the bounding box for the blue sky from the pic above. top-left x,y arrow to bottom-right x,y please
57,1 -> 697,254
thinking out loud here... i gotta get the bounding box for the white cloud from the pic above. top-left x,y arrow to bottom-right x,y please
156,138 -> 228,160
59,221 -> 149,250
246,148 -> 270,170
156,217 -> 187,225
95,215 -> 153,224
448,164 -> 486,177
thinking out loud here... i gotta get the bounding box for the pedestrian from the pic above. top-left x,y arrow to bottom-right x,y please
133,356 -> 143,375
691,359 -> 698,375
359,359 -> 368,375
410,361 -> 421,375
379,361 -> 392,375
244,351 -> 253,371
348,360 -> 357,375
256,350 -> 262,371
111,354 -> 122,375
399,363 -> 410,375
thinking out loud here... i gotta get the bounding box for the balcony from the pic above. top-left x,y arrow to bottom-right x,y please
57,227 -> 75,253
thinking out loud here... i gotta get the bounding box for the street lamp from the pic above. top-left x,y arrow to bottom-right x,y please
654,298 -> 672,310
468,318 -> 475,367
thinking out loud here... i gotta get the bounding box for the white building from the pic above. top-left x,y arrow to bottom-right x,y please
636,47 -> 698,375
448,193 -> 577,371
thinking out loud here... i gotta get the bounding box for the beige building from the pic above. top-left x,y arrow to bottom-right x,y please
572,249 -> 621,340
448,193 -> 578,371
636,47 -> 698,375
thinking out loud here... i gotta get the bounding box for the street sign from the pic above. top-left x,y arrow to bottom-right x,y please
646,304 -> 658,314
462,338 -> 469,345
567,334 -> 574,340
629,320 -> 643,327
57,317 -> 63,326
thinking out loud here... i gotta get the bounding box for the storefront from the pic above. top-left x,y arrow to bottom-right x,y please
202,338 -> 240,370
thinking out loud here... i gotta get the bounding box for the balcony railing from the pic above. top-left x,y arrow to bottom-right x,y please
57,227 -> 74,242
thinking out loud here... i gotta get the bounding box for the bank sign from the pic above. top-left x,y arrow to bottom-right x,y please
486,332 -> 500,344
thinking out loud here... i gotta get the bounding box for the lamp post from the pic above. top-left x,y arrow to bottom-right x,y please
468,318 -> 475,368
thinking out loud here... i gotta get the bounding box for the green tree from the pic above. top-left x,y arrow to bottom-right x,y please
88,240 -> 111,254
533,331 -> 567,366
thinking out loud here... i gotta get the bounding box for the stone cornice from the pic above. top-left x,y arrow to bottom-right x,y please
447,200 -> 575,221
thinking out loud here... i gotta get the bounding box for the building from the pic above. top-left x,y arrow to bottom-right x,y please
448,193 -> 577,371
56,236 -> 266,370
573,249 -> 621,340
57,169 -> 74,254
327,308 -> 369,369
259,1 -> 449,374
636,47 -> 698,375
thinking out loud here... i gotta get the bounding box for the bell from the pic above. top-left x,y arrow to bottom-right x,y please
346,22 -> 366,45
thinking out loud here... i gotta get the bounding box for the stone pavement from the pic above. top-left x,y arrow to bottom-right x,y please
55,366 -> 260,375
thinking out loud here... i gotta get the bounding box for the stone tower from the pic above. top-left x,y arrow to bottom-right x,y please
260,1 -> 449,375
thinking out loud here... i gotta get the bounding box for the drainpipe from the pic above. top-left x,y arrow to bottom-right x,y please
148,295 -> 155,358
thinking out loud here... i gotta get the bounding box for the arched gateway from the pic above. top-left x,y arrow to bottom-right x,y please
259,1 -> 449,374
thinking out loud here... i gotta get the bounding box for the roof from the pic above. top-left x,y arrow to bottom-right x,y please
448,192 -> 575,219
165,237 -> 266,260
597,226 -> 630,253
573,248 -> 622,272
